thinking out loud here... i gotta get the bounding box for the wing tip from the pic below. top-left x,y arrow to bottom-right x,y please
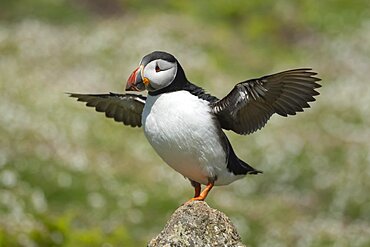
67,93 -> 88,103
66,92 -> 77,98
67,92 -> 89,101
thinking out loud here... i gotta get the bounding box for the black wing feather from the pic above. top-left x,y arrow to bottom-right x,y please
69,92 -> 146,127
212,68 -> 321,135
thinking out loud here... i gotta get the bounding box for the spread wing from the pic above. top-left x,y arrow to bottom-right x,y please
212,68 -> 321,135
69,92 -> 146,127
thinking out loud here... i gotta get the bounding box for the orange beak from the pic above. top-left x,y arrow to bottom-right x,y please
126,65 -> 146,91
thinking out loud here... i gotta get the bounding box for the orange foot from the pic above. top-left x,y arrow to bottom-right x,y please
187,182 -> 214,203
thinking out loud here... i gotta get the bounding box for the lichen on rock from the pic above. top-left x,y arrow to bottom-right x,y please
148,201 -> 246,247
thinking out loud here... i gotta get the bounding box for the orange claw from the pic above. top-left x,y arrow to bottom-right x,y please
188,182 -> 214,202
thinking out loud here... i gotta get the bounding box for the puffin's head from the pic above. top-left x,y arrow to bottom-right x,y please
126,51 -> 179,92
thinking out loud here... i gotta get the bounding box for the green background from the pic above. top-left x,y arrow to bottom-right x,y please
0,0 -> 369,246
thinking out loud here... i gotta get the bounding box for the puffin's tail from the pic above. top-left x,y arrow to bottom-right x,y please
225,138 -> 262,175
236,158 -> 263,175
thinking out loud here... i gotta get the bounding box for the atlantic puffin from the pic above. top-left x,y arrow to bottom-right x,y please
70,51 -> 321,201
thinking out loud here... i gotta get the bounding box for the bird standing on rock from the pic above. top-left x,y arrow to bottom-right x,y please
70,51 -> 321,201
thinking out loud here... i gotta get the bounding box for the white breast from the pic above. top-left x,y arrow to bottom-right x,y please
142,91 -> 234,185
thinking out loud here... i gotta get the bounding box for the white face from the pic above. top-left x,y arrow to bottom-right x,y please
142,59 -> 178,91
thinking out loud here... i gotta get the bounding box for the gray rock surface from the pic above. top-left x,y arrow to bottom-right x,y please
148,201 -> 246,247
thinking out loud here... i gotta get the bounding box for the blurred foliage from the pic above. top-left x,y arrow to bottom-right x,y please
1,0 -> 370,246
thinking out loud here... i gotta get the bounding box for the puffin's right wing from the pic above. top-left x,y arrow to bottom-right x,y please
212,68 -> 321,135
69,92 -> 146,127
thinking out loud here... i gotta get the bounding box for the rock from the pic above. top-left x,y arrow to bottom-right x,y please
148,201 -> 246,247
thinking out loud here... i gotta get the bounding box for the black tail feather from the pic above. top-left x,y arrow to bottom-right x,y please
237,158 -> 263,175
225,138 -> 262,175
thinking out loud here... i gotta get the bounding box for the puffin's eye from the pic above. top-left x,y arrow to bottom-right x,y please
155,64 -> 161,72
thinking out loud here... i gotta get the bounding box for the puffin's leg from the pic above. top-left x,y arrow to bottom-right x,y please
189,181 -> 214,201
190,180 -> 201,197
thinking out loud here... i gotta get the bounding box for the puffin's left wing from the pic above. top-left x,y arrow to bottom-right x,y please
69,92 -> 146,127
212,68 -> 321,135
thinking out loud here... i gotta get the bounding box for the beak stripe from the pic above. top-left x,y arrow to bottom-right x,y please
126,65 -> 146,92
127,67 -> 140,85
